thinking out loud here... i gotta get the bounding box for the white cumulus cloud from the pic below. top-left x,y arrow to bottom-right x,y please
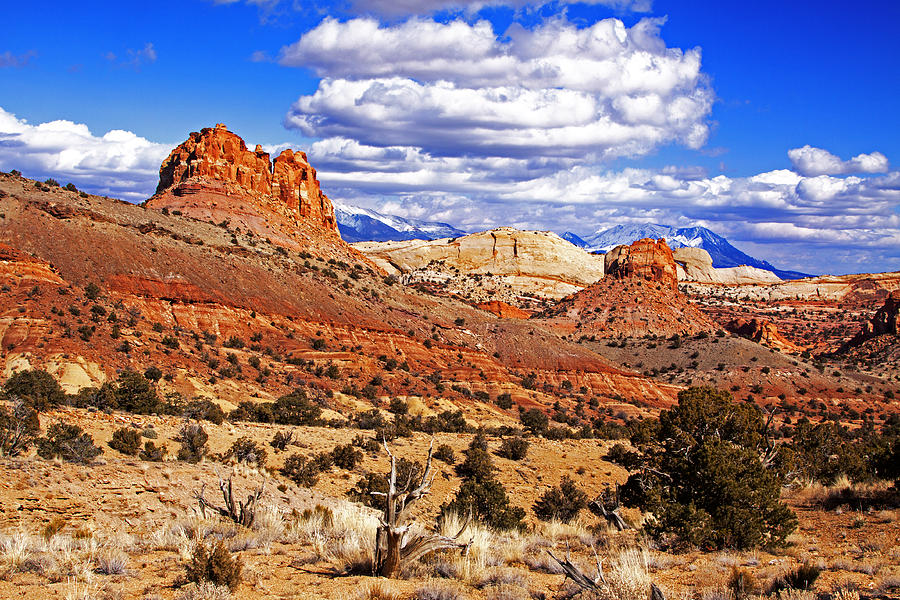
282,16 -> 712,161
788,144 -> 889,176
0,107 -> 170,200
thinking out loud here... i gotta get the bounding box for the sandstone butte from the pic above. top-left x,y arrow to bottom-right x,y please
604,238 -> 678,291
353,228 -> 606,301
672,247 -> 781,285
538,238 -> 718,338
146,124 -> 345,256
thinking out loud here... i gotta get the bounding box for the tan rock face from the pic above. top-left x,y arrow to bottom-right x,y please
149,124 -> 338,236
673,247 -> 781,285
605,238 -> 678,290
354,228 -> 605,302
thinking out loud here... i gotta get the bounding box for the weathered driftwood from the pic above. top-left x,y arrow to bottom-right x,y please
589,484 -> 629,531
196,476 -> 264,528
373,439 -> 471,578
547,544 -> 664,600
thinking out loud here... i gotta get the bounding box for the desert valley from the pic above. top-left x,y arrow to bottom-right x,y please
0,121 -> 897,600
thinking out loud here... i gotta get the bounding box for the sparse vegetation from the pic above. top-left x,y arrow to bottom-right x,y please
36,422 -> 102,464
184,540 -> 242,591
108,426 -> 142,455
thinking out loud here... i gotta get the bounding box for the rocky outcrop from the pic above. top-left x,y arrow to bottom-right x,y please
475,301 -> 531,319
725,318 -> 803,353
673,247 -> 781,285
0,243 -> 66,285
605,238 -> 678,290
681,271 -> 900,305
354,228 -> 605,303
148,124 -> 338,242
870,291 -> 900,336
537,237 -> 716,338
848,291 -> 900,345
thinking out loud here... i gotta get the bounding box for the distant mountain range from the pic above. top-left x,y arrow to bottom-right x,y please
563,223 -> 811,280
334,206 -> 810,280
334,202 -> 465,243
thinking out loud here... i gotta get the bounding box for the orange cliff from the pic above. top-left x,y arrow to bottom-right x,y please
605,237 -> 678,291
146,124 -> 341,250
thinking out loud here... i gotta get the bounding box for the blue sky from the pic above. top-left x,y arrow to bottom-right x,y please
1,0 -> 898,274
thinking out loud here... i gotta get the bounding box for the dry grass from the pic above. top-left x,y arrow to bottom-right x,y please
355,580 -> 400,600
829,558 -> 881,576
282,500 -> 379,571
96,550 -> 129,575
414,579 -> 467,600
787,476 -> 898,510
174,582 -> 233,600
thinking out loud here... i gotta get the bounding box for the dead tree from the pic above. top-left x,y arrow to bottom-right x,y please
589,484 -> 629,531
196,475 -> 265,528
373,439 -> 471,578
547,545 -> 664,600
547,545 -> 607,592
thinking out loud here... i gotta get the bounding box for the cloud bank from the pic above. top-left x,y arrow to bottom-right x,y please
788,145 -> 889,177
0,107 -> 169,200
215,0 -> 651,20
282,17 -> 712,161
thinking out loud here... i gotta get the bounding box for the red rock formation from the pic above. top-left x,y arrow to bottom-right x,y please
870,291 -> 900,336
725,318 -> 803,353
848,291 -> 900,345
475,300 -> 531,319
605,238 -> 678,291
149,124 -> 338,235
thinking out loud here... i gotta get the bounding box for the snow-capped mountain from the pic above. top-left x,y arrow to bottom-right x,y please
560,232 -> 589,247
564,223 -> 811,280
334,203 -> 466,243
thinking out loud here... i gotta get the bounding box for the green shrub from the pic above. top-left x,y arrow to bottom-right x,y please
434,444 -> 456,464
71,383 -> 118,411
114,370 -> 161,414
108,427 -> 142,456
223,336 -> 245,349
330,443 -> 362,470
282,453 -> 323,487
496,393 -> 513,410
424,409 -> 469,433
4,369 -> 65,411
532,475 -> 588,522
270,430 -> 294,452
143,366 -> 163,382
789,419 -> 869,483
497,437 -> 529,461
0,399 -> 41,457
605,443 -> 642,470
139,441 -> 166,461
620,386 -> 797,550
519,408 -> 548,435
272,389 -> 322,426
441,478 -> 525,531
455,446 -> 495,481
183,399 -> 226,425
184,541 -> 242,591
36,423 -> 102,464
226,436 -> 267,467
176,423 -> 208,463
